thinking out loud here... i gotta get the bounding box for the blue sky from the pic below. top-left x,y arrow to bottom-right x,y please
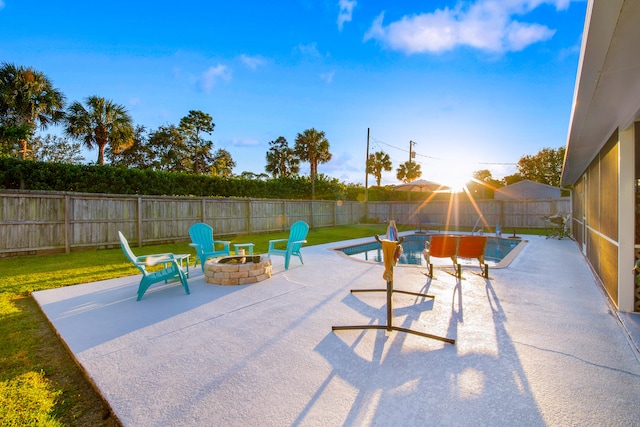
0,0 -> 587,187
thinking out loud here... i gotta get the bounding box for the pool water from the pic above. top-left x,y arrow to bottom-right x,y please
337,234 -> 523,267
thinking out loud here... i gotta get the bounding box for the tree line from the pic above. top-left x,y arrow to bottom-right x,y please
1,62 -> 565,197
366,146 -> 565,189
0,63 -> 333,193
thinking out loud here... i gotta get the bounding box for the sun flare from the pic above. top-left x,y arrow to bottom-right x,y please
437,162 -> 474,193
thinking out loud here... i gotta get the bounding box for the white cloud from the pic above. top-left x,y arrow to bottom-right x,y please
199,64 -> 231,93
505,21 -> 555,51
337,0 -> 357,31
364,0 -> 562,54
324,151 -> 357,173
296,42 -> 322,58
239,54 -> 265,70
320,70 -> 335,84
231,137 -> 259,147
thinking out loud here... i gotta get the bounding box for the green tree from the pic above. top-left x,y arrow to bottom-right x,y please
0,63 -> 66,159
265,136 -> 299,178
472,169 -> 503,187
396,160 -> 421,183
294,128 -> 332,199
64,95 -> 134,165
239,171 -> 269,180
107,125 -> 153,168
31,134 -> 85,163
147,124 -> 189,172
179,110 -> 215,174
468,169 -> 502,198
0,123 -> 30,157
211,148 -> 235,177
366,150 -> 392,186
515,146 -> 565,186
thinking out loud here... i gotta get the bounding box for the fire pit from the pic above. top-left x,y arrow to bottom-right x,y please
204,255 -> 272,286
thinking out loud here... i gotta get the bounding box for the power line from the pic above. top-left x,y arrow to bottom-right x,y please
370,136 -> 517,166
371,137 -> 442,160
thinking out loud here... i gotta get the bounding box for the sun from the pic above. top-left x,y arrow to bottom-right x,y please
447,175 -> 471,193
436,162 -> 475,193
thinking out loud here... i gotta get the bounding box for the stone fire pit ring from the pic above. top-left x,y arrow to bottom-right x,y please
204,256 -> 272,286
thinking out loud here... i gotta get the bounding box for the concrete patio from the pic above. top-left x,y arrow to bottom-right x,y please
33,234 -> 640,426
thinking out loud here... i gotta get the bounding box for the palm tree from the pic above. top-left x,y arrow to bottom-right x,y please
0,63 -> 66,159
366,150 -> 392,186
396,160 -> 421,183
294,128 -> 332,199
64,95 -> 133,165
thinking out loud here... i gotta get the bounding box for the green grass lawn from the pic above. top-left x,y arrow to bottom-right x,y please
0,223 -> 548,425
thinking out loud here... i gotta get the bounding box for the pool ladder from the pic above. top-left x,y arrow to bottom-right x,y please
471,217 -> 484,235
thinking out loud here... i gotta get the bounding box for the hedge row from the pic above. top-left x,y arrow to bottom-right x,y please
0,158 -> 358,200
0,158 -> 461,202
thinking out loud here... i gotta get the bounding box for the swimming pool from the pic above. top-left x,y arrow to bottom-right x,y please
335,234 -> 526,268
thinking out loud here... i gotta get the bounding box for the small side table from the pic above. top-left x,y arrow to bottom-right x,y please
233,243 -> 255,255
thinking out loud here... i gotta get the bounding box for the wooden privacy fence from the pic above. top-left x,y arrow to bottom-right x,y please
0,190 -> 570,256
368,197 -> 571,232
0,190 -> 366,256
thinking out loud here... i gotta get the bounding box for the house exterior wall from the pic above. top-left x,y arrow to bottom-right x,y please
570,125 -> 638,311
562,0 -> 640,312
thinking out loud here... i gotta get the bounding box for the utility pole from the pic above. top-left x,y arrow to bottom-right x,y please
409,140 -> 416,166
406,140 -> 417,201
365,128 -> 370,203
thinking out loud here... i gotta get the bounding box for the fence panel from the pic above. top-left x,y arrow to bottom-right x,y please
71,196 -> 139,247
204,199 -> 248,237
312,201 -> 334,228
140,198 -> 204,245
285,201 -> 311,228
367,198 -> 570,230
249,199 -> 285,232
336,201 -> 364,225
0,193 -> 66,253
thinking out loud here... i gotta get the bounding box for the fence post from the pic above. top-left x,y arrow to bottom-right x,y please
137,196 -> 143,247
283,200 -> 287,231
351,202 -> 354,224
64,194 -> 70,254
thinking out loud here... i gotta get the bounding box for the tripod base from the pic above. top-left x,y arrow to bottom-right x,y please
332,287 -> 455,345
331,324 -> 455,344
350,288 -> 435,299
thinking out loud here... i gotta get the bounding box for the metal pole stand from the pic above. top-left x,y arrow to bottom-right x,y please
332,235 -> 455,345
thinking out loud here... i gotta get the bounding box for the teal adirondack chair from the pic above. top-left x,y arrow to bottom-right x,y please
118,231 -> 190,301
189,223 -> 231,271
267,221 -> 309,269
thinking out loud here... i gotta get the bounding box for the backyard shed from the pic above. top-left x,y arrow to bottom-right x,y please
494,180 -> 561,200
